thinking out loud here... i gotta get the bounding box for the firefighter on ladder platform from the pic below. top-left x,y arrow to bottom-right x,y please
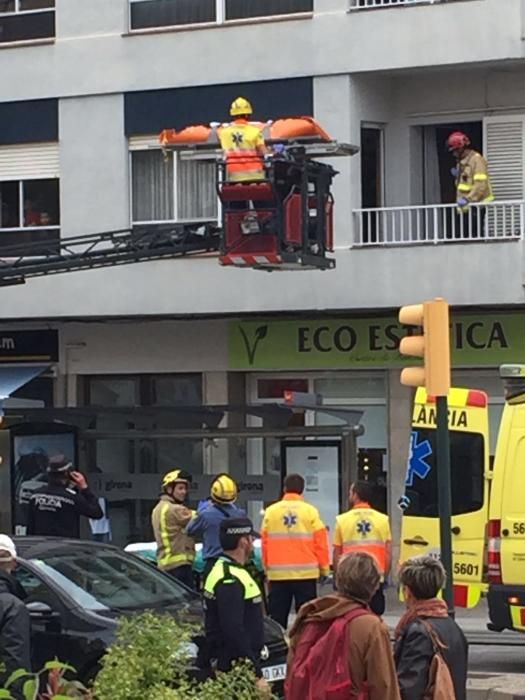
219,97 -> 268,183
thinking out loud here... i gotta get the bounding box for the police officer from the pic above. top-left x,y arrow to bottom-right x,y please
204,518 -> 270,698
26,455 -> 103,538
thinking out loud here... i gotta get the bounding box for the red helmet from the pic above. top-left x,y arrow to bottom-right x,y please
447,131 -> 471,151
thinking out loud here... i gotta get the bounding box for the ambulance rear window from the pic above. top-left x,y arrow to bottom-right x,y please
404,429 -> 484,517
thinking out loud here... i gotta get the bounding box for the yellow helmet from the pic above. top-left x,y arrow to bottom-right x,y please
230,97 -> 253,117
162,469 -> 191,489
210,473 -> 238,504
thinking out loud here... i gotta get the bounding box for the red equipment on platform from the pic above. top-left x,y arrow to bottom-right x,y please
217,149 -> 337,271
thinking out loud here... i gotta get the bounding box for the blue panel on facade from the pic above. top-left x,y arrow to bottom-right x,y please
124,78 -> 313,135
0,99 -> 58,145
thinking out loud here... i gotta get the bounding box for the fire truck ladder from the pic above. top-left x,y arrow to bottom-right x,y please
0,224 -> 221,287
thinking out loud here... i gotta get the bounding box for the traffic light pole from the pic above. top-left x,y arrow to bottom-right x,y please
436,394 -> 455,617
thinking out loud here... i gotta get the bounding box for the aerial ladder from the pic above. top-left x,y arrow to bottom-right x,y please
0,117 -> 358,287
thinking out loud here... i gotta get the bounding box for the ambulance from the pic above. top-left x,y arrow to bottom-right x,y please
400,386 -> 490,609
486,365 -> 525,633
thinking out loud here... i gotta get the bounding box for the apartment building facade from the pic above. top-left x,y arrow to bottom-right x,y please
0,0 -> 524,548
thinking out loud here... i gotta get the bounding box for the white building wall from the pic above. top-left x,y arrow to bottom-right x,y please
0,0 -> 522,102
59,95 -> 130,236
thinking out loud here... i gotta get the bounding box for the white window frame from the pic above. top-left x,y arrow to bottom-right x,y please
0,0 -> 55,17
128,0 -> 313,32
129,141 -> 220,226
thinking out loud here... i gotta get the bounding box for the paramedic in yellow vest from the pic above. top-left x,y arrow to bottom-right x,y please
447,131 -> 494,237
151,470 -> 195,589
261,473 -> 330,629
219,97 -> 267,182
333,481 -> 392,616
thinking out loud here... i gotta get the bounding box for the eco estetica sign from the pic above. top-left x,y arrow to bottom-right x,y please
229,314 -> 517,370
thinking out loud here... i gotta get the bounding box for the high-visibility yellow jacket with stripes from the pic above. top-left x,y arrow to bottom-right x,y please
334,502 -> 391,578
219,119 -> 266,182
151,494 -> 195,571
261,493 -> 330,581
456,149 -> 494,204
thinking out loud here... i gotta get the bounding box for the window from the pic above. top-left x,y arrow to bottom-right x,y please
131,149 -> 217,223
129,0 -> 312,31
404,429 -> 484,517
0,0 -> 55,43
0,178 -> 59,251
0,178 -> 59,228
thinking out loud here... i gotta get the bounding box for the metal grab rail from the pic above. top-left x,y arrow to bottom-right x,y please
353,201 -> 525,247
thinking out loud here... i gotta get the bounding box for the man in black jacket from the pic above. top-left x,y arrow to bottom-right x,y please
26,455 -> 103,538
203,518 -> 270,698
0,535 -> 31,683
395,556 -> 468,700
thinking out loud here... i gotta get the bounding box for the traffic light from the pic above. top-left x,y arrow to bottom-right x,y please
398,297 -> 451,397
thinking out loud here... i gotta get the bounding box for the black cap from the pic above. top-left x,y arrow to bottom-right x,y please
219,517 -> 256,550
47,455 -> 73,474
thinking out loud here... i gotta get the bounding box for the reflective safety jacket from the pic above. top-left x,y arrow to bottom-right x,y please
151,494 -> 195,571
204,556 -> 264,676
456,149 -> 494,204
334,502 -> 391,577
261,493 -> 330,581
219,119 -> 266,182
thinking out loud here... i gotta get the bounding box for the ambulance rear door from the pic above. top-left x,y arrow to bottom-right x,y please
400,387 -> 490,608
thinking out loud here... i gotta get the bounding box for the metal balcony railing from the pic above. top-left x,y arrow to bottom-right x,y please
353,201 -> 524,247
349,0 -> 453,9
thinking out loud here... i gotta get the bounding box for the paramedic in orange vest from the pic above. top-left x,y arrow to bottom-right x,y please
333,481 -> 392,616
219,97 -> 267,182
261,473 -> 330,629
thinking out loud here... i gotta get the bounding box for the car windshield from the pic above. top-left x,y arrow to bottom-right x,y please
28,547 -> 194,612
404,428 -> 484,517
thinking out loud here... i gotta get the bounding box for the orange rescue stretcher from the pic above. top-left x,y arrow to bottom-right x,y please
159,117 -> 332,147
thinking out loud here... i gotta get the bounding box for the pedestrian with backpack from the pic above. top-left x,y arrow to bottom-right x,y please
285,552 -> 401,700
395,556 -> 468,700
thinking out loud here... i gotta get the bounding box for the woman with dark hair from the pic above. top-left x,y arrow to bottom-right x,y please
395,556 -> 468,700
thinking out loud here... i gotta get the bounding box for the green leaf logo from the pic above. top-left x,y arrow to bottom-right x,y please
239,325 -> 269,365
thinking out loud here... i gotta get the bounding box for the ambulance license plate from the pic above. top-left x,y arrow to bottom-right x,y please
262,663 -> 286,682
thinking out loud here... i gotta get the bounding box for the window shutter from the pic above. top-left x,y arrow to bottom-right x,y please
0,142 -> 59,181
483,116 -> 525,200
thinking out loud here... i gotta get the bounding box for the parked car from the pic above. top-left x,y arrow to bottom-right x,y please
125,539 -> 264,576
12,537 -> 287,690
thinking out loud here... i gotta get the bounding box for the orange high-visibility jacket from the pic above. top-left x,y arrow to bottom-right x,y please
261,493 -> 330,581
219,119 -> 266,182
334,502 -> 391,577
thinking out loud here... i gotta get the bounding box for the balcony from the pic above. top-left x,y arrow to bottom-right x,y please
348,0 -> 458,9
353,201 -> 524,247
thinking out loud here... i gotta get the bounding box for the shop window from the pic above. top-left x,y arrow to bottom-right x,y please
129,0 -> 312,30
256,378 -> 308,400
0,178 -> 59,251
131,149 -> 217,224
10,375 -> 54,406
0,0 -> 55,43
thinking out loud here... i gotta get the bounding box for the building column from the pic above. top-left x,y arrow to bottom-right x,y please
387,369 -> 413,577
203,372 -> 230,475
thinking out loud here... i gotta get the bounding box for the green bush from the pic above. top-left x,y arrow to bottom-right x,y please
0,661 -> 90,699
93,611 -> 277,700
